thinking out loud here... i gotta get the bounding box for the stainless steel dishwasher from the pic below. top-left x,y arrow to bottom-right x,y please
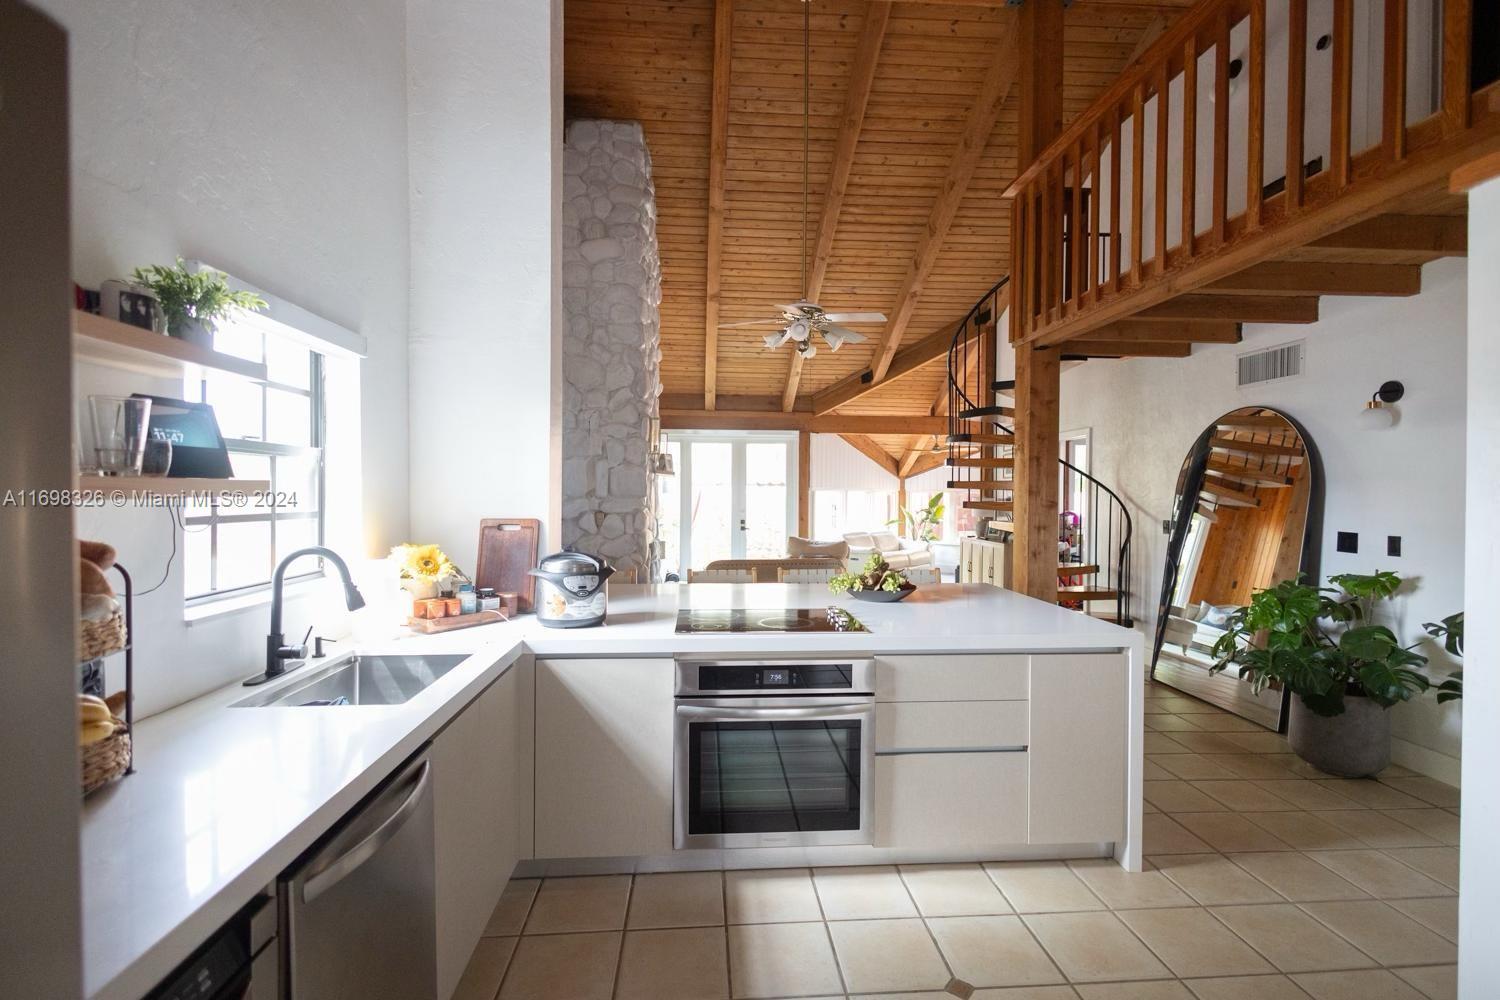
278,747 -> 436,999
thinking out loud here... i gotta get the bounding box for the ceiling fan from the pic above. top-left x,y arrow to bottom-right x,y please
723,0 -> 886,360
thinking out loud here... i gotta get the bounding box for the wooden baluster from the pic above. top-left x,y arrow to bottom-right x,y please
1040,166 -> 1054,325
1286,0 -> 1307,209
1331,0 -> 1353,187
1130,83 -> 1145,285
1109,106 -> 1122,294
1181,33 -> 1197,255
1027,186 -> 1041,333
1383,0 -> 1408,160
1087,121 -> 1101,304
1443,0 -> 1472,133
1247,0 -> 1266,228
1016,192 -> 1029,339
1211,7 -> 1229,245
1070,140 -> 1083,312
1052,162 -> 1065,322
1154,61 -> 1169,272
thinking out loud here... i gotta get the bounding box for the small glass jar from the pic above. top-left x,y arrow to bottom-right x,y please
458,584 -> 477,615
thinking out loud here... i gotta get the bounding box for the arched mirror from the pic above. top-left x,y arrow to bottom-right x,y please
1151,407 -> 1322,730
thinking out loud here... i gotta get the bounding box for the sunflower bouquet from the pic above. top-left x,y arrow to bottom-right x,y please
390,543 -> 466,586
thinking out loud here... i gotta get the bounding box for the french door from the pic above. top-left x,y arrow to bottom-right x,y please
671,432 -> 797,571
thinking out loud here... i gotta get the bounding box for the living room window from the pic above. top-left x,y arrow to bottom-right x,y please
811,489 -> 896,540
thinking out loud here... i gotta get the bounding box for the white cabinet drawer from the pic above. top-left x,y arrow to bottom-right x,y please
876,654 -> 1029,702
875,751 -> 1028,848
876,701 -> 1027,752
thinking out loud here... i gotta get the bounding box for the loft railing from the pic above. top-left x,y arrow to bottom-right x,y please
944,278 -> 1134,626
1004,0 -> 1497,347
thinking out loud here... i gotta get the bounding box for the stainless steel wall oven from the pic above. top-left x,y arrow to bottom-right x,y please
674,658 -> 875,849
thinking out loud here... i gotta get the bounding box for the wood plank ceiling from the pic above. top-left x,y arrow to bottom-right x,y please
564,0 -> 1196,460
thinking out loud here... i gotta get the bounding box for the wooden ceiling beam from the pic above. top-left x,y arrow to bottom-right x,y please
840,434 -> 901,476
1310,214 -> 1467,255
702,0 -> 733,410
898,436 -> 934,478
1206,262 -> 1423,297
1134,294 -> 1320,324
1087,319 -> 1242,343
782,2 -> 892,412
901,449 -> 948,480
1059,340 -> 1193,359
867,8 -> 1020,383
812,316 -> 967,415
662,409 -> 950,435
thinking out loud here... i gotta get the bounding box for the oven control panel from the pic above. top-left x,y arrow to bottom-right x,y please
679,659 -> 875,695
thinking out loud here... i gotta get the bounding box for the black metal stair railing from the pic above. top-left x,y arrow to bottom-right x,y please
944,278 -> 1133,627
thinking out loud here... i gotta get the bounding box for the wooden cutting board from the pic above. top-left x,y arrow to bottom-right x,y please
475,518 -> 541,613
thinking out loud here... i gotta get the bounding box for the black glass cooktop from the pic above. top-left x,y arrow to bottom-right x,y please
675,607 -> 868,634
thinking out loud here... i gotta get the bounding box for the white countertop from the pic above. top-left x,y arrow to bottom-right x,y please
81,583 -> 1139,1000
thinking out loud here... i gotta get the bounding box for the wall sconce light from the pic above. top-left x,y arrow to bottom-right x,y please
1361,380 -> 1405,427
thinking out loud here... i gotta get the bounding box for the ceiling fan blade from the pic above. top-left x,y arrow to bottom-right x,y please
821,311 -> 887,324
774,303 -> 812,316
823,324 -> 868,344
719,317 -> 786,329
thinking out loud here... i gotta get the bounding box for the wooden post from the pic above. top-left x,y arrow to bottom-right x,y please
896,481 -> 908,539
1011,0 -> 1065,602
797,431 -> 811,538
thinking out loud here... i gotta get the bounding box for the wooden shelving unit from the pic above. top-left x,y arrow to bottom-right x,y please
74,475 -> 271,498
73,310 -> 267,381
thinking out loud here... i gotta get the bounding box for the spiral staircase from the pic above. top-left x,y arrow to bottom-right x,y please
944,277 -> 1134,626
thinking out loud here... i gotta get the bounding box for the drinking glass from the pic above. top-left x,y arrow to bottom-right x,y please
89,395 -> 152,476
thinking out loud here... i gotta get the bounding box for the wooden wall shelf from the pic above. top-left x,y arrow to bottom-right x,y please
74,476 -> 271,499
73,310 -> 268,381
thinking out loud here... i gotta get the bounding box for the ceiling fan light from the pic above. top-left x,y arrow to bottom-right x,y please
763,330 -> 789,350
788,318 -> 811,342
823,329 -> 847,352
798,340 -> 817,359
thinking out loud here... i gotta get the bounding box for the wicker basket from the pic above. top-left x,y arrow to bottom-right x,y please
79,607 -> 126,661
81,720 -> 131,795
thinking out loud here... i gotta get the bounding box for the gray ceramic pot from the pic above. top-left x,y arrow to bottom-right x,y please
172,315 -> 215,349
1287,692 -> 1391,777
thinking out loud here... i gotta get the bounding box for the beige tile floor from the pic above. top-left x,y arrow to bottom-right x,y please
456,682 -> 1460,1000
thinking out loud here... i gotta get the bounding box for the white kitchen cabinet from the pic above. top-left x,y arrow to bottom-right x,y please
875,700 -> 1027,752
874,751 -> 1028,848
432,659 -> 529,1000
1028,652 -> 1127,844
876,654 -> 1028,702
534,658 -> 675,859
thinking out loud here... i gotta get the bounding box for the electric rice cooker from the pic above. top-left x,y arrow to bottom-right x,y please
530,551 -> 614,628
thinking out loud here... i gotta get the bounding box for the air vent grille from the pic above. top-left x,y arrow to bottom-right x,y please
1237,340 -> 1304,387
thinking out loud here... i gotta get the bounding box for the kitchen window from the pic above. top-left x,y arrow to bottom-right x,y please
182,318 -> 326,600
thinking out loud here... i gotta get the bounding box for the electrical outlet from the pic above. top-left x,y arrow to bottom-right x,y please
1336,531 -> 1359,554
1387,535 -> 1402,557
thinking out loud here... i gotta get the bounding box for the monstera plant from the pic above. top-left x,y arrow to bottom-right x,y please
1209,572 -> 1429,776
1209,571 -> 1429,716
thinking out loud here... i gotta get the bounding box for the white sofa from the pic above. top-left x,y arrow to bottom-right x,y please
842,530 -> 935,572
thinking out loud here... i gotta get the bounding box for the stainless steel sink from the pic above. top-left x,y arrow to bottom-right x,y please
231,654 -> 469,707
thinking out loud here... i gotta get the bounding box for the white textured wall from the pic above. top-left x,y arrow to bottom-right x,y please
1060,258 -> 1467,783
40,0 -> 412,715
407,0 -> 564,570
1460,178 -> 1500,1000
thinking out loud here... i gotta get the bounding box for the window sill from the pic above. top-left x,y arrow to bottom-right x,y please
184,576 -> 324,625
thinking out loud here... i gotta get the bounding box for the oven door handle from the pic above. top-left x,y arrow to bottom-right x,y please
676,702 -> 870,721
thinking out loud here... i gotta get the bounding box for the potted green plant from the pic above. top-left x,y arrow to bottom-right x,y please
890,493 -> 945,543
1209,571 -> 1429,777
130,258 -> 267,348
